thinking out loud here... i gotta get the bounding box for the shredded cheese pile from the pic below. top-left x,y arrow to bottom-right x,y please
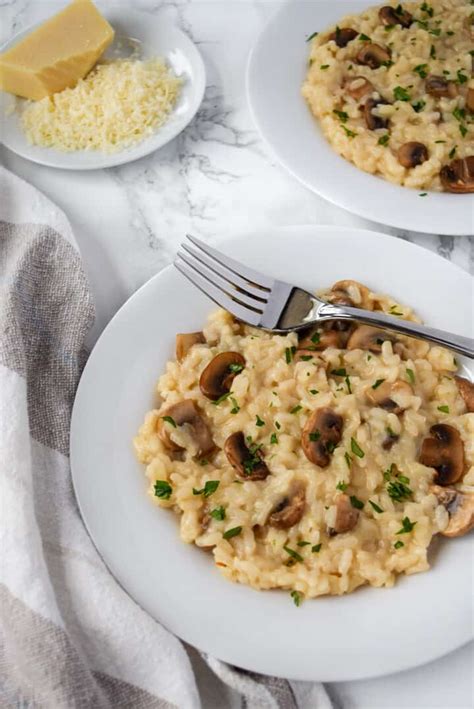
21,58 -> 182,153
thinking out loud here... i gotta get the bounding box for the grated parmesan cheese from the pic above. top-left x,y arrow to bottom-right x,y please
21,58 -> 182,153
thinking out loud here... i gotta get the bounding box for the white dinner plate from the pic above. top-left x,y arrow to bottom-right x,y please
0,11 -> 205,170
246,0 -> 474,236
71,225 -> 474,682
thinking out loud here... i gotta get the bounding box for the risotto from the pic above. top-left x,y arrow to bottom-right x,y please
302,0 -> 474,192
134,280 -> 474,602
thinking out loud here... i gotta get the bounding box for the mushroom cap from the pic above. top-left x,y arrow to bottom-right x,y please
366,379 -> 413,414
176,332 -> 205,362
347,325 -> 396,352
224,431 -> 269,480
419,423 -> 465,486
297,328 -> 348,353
356,43 -> 391,70
363,97 -> 389,130
397,142 -> 429,169
467,88 -> 474,114
330,279 -> 373,309
199,351 -> 245,401
302,407 -> 344,467
268,484 -> 306,529
345,76 -> 374,101
425,74 -> 457,99
455,375 -> 474,413
328,27 -> 358,48
329,494 -> 359,535
157,400 -> 215,458
431,484 -> 474,538
440,157 -> 474,194
378,5 -> 412,28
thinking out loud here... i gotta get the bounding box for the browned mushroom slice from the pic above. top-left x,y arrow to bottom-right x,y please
176,332 -> 205,362
425,74 -> 457,99
397,142 -> 429,169
419,424 -> 465,486
347,325 -> 396,352
268,484 -> 306,529
199,351 -> 245,401
356,43 -> 391,70
297,329 -> 348,354
345,76 -> 374,101
379,5 -> 413,28
364,97 -> 389,130
224,432 -> 269,481
329,494 -> 359,535
467,88 -> 474,114
440,157 -> 474,194
366,380 -> 413,414
454,375 -> 474,412
431,484 -> 474,537
158,400 -> 215,458
302,408 -> 343,467
330,279 -> 373,309
328,27 -> 358,48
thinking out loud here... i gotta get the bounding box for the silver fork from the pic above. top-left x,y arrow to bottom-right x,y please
174,235 -> 474,359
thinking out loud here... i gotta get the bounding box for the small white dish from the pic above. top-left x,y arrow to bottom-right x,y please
246,0 -> 474,236
0,11 -> 206,170
71,225 -> 473,683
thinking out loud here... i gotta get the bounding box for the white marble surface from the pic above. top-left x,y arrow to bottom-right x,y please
1,1 -> 473,707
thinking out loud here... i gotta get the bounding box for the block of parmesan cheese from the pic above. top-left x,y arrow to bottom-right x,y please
0,0 -> 114,100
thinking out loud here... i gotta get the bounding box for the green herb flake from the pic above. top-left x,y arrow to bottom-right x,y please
290,404 -> 303,414
420,2 -> 434,16
378,134 -> 390,146
341,125 -> 357,138
419,193 -> 428,197
412,100 -> 426,113
223,526 -> 242,540
306,31 -> 319,42
438,404 -> 450,413
285,346 -> 296,364
297,540 -> 311,547
300,354 -> 314,361
394,540 -> 404,549
193,480 -> 220,498
284,545 -> 304,563
154,480 -> 172,500
394,86 -> 411,102
369,500 -> 384,513
312,543 -> 322,553
309,430 -> 321,441
331,368 -> 347,376
290,590 -> 303,607
350,495 -> 364,510
350,437 -> 365,458
255,415 -> 265,427
396,516 -> 417,534
311,332 -> 321,344
210,506 -> 226,521
229,363 -> 244,374
449,145 -> 457,159
372,378 -> 385,389
162,415 -> 177,428
230,397 -> 240,414
406,368 -> 415,384
320,64 -> 330,70
387,479 -> 413,502
345,376 -> 352,394
359,33 -> 371,41
453,107 -> 466,123
459,124 -> 468,138
430,44 -> 436,58
429,28 -> 441,36
275,420 -> 281,430
336,480 -> 348,492
212,391 -> 233,406
326,441 -> 338,454
333,109 -> 349,123
414,63 -> 429,78
434,140 -> 446,144
310,389 -> 319,395
270,432 -> 278,445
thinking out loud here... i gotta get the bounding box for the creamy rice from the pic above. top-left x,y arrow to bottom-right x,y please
134,282 -> 474,601
302,0 -> 474,191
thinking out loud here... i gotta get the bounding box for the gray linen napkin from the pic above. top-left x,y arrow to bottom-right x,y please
0,167 -> 332,709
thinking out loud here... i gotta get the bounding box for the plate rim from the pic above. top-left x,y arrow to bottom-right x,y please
71,225 -> 473,682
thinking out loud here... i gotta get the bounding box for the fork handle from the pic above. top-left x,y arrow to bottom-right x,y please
316,302 -> 474,359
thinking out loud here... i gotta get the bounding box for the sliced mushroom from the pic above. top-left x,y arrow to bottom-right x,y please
440,157 -> 474,194
328,27 -> 358,48
297,328 -> 348,354
330,279 -> 373,310
302,408 -> 343,467
158,400 -> 215,458
345,76 -> 375,101
199,351 -> 245,401
378,5 -> 412,28
356,43 -> 391,70
425,75 -> 457,99
329,494 -> 359,535
364,97 -> 389,130
224,432 -> 269,481
176,332 -> 205,362
467,88 -> 474,113
366,380 -> 413,414
455,375 -> 474,412
347,325 -> 396,353
431,484 -> 474,537
268,484 -> 306,529
419,424 -> 465,486
397,142 -> 429,169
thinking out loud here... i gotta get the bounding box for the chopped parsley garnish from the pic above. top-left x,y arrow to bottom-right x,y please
212,391 -> 233,405
309,430 -> 321,441
430,44 -> 436,58
311,332 -> 321,344
243,440 -> 263,476
378,134 -> 390,146
394,540 -> 404,549
230,397 -> 240,414
446,30 -> 454,36
290,404 -> 303,414
459,124 -> 468,138
412,100 -> 426,113
419,193 -> 428,197
331,368 -> 347,376
310,389 -> 319,395
449,145 -> 457,159
350,495 -> 364,510
270,433 -> 278,444
306,31 -> 319,42
420,2 -> 434,16
255,415 -> 265,427
285,346 -> 296,363
429,28 -> 441,36
438,405 -> 449,413
162,415 -> 177,428
223,526 -> 242,540
372,378 -> 385,389
333,109 -> 349,123
387,478 -> 413,502
193,480 -> 220,498
336,480 -> 348,492
344,452 -> 352,469
345,376 -> 352,394
154,480 -> 172,499
435,140 -> 446,144
396,516 -> 417,534
290,590 -> 303,607
300,354 -> 314,361
320,64 -> 330,70
359,33 -> 370,41
406,368 -> 415,384
297,540 -> 311,547
326,441 -> 338,454
453,107 -> 466,123
199,459 -> 209,467
210,506 -> 226,521
284,546 -> 304,563
341,125 -> 357,138
414,63 -> 429,79
393,86 -> 411,102
229,362 -> 244,374
416,19 -> 429,30
350,437 -> 365,458
312,543 -> 322,553
369,500 -> 384,513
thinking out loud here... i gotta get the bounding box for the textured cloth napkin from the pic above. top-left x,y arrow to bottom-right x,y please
0,166 -> 332,709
